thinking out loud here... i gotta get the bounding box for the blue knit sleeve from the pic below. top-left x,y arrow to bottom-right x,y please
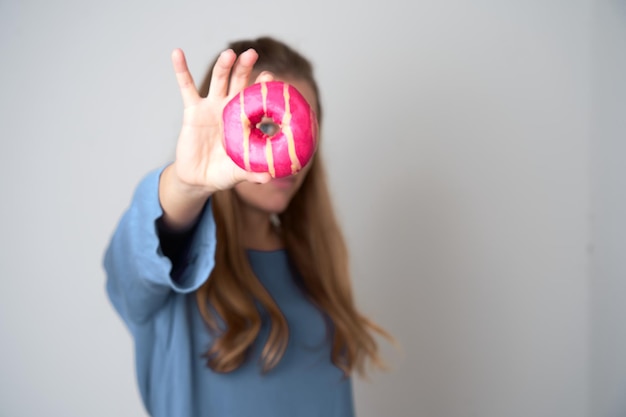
103,166 -> 217,328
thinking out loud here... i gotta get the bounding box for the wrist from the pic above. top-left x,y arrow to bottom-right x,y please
158,164 -> 214,231
167,163 -> 216,199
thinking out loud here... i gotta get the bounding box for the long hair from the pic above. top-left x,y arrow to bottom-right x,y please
195,36 -> 389,375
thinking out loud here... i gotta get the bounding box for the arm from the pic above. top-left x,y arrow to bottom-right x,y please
103,166 -> 217,328
103,48 -> 273,328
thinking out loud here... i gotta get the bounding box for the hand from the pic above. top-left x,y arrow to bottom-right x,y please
158,48 -> 274,230
170,47 -> 272,195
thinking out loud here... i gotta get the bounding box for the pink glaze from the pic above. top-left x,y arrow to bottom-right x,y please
223,81 -> 318,178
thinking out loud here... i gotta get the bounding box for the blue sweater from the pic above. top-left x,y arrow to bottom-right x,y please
103,167 -> 354,417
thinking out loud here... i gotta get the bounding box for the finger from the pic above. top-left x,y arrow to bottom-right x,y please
253,71 -> 275,84
228,49 -> 259,96
207,49 -> 237,102
171,48 -> 200,107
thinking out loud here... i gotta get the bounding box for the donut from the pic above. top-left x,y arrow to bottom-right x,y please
222,80 -> 318,178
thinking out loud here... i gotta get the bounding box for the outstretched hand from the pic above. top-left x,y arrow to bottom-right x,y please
170,48 -> 272,194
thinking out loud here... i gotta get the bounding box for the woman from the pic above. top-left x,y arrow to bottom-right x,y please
104,36 -> 387,417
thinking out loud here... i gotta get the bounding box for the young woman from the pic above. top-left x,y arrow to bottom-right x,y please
104,36 -> 388,417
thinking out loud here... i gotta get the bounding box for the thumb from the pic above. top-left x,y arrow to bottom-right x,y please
231,164 -> 273,185
246,172 -> 273,184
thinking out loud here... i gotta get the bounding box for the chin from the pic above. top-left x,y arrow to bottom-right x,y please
263,201 -> 291,215
234,182 -> 298,216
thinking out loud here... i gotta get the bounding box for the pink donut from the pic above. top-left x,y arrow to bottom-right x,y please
222,81 -> 318,178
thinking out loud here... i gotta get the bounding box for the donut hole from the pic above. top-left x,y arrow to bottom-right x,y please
256,117 -> 281,137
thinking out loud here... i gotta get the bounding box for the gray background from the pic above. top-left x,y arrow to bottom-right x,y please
0,0 -> 624,416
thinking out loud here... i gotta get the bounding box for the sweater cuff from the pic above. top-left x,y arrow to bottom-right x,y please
132,165 -> 217,293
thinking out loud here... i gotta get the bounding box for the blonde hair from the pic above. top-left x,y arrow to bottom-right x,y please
195,37 -> 390,375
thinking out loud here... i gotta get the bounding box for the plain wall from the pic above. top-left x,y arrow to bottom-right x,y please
0,1 -> 605,416
590,1 -> 626,417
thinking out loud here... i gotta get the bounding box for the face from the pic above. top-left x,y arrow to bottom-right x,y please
234,77 -> 319,215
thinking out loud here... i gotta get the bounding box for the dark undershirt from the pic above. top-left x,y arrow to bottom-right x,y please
156,218 -> 198,277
